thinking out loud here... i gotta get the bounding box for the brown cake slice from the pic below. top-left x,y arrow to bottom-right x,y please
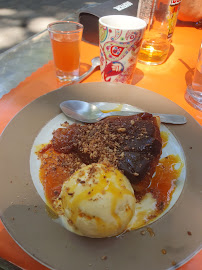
52,113 -> 162,185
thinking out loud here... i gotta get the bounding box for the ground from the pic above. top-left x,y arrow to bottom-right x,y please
0,0 -> 105,53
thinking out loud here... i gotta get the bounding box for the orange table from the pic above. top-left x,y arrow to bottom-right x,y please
0,26 -> 201,270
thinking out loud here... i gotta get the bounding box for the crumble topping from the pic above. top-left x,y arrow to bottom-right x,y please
51,113 -> 162,184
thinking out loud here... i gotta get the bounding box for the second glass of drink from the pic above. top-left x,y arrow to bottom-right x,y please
185,41 -> 202,111
138,0 -> 181,65
48,21 -> 83,82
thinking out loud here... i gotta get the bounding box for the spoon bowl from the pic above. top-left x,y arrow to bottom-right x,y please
90,56 -> 100,68
60,100 -> 187,124
60,100 -> 102,122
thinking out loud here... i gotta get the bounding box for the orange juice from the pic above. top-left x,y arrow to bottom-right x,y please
48,21 -> 83,81
51,38 -> 80,73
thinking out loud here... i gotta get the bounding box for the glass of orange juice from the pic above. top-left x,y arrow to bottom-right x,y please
47,21 -> 83,82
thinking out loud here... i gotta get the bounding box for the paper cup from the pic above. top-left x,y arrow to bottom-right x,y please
99,15 -> 146,84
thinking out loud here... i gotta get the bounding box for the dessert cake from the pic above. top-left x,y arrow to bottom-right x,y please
52,113 -> 162,186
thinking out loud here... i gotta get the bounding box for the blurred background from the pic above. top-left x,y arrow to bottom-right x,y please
0,0 -> 201,54
0,0 -> 105,54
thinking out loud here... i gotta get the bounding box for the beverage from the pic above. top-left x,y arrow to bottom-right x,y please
47,21 -> 83,82
51,38 -> 80,79
185,41 -> 202,111
192,70 -> 202,94
138,0 -> 181,65
192,47 -> 202,93
167,0 -> 182,39
138,38 -> 170,65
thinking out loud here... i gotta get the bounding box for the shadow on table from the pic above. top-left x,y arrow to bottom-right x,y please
178,59 -> 194,86
167,44 -> 174,59
132,68 -> 144,85
79,62 -> 92,76
132,44 -> 175,85
55,62 -> 97,89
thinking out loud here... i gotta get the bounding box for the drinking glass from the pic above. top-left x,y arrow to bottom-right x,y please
185,41 -> 202,111
137,0 -> 181,65
47,21 -> 83,82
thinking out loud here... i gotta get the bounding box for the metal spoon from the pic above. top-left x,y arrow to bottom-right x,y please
64,57 -> 100,85
60,100 -> 187,124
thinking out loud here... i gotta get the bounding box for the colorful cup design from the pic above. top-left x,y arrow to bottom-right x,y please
99,16 -> 146,84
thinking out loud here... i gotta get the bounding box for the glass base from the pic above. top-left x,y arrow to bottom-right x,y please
138,40 -> 169,66
138,59 -> 165,66
56,68 -> 79,82
185,85 -> 202,111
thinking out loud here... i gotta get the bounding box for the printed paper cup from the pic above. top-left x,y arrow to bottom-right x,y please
99,15 -> 146,84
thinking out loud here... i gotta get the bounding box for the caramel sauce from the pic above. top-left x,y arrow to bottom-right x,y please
34,143 -> 49,153
37,146 -> 80,207
61,167 -> 134,230
101,104 -> 123,113
37,143 -> 183,225
148,154 -> 183,211
161,131 -> 169,148
45,205 -> 59,219
134,154 -> 184,213
36,128 -> 183,229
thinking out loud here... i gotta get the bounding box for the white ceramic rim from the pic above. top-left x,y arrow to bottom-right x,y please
99,15 -> 147,30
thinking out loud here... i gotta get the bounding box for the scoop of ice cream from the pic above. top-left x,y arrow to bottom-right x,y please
54,163 -> 136,238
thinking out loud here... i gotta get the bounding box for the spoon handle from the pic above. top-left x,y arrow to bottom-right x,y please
62,64 -> 99,87
103,111 -> 187,124
71,65 -> 97,84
